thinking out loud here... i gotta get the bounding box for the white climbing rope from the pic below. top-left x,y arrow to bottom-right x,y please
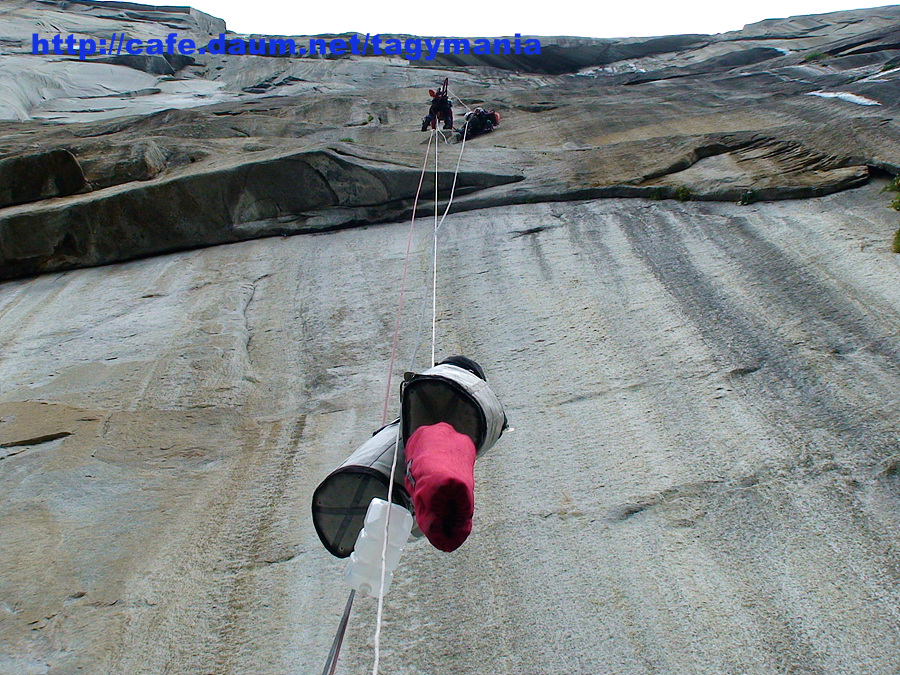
432,128 -> 439,368
381,131 -> 434,426
451,91 -> 473,114
431,117 -> 469,367
372,92 -> 473,675
371,421 -> 403,675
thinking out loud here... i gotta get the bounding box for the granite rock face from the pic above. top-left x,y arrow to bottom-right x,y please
2,3 -> 900,277
0,143 -> 520,279
3,3 -> 900,675
3,180 -> 900,675
0,149 -> 87,208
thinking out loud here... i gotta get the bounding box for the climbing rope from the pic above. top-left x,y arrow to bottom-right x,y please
324,89 -> 474,675
407,116 -> 469,373
381,131 -> 435,426
451,91 -> 473,114
382,111 -> 470,417
372,114 -> 471,675
324,84 -> 472,675
432,129 -> 439,367
431,119 -> 469,366
371,420 -> 403,675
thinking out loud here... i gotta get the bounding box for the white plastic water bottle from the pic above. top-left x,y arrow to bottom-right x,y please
344,498 -> 414,598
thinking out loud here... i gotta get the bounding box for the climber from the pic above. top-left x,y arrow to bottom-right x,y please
421,77 -> 453,131
460,108 -> 500,140
311,355 -> 506,555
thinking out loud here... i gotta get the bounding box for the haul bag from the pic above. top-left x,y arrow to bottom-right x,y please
400,363 -> 505,456
311,421 -> 411,558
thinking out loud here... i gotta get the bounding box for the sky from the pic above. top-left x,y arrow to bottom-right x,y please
184,0 -> 893,38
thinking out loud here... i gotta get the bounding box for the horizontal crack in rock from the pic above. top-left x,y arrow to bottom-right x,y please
0,431 -> 72,449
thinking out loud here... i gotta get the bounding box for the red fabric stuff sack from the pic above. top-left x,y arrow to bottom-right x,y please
403,422 -> 477,552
